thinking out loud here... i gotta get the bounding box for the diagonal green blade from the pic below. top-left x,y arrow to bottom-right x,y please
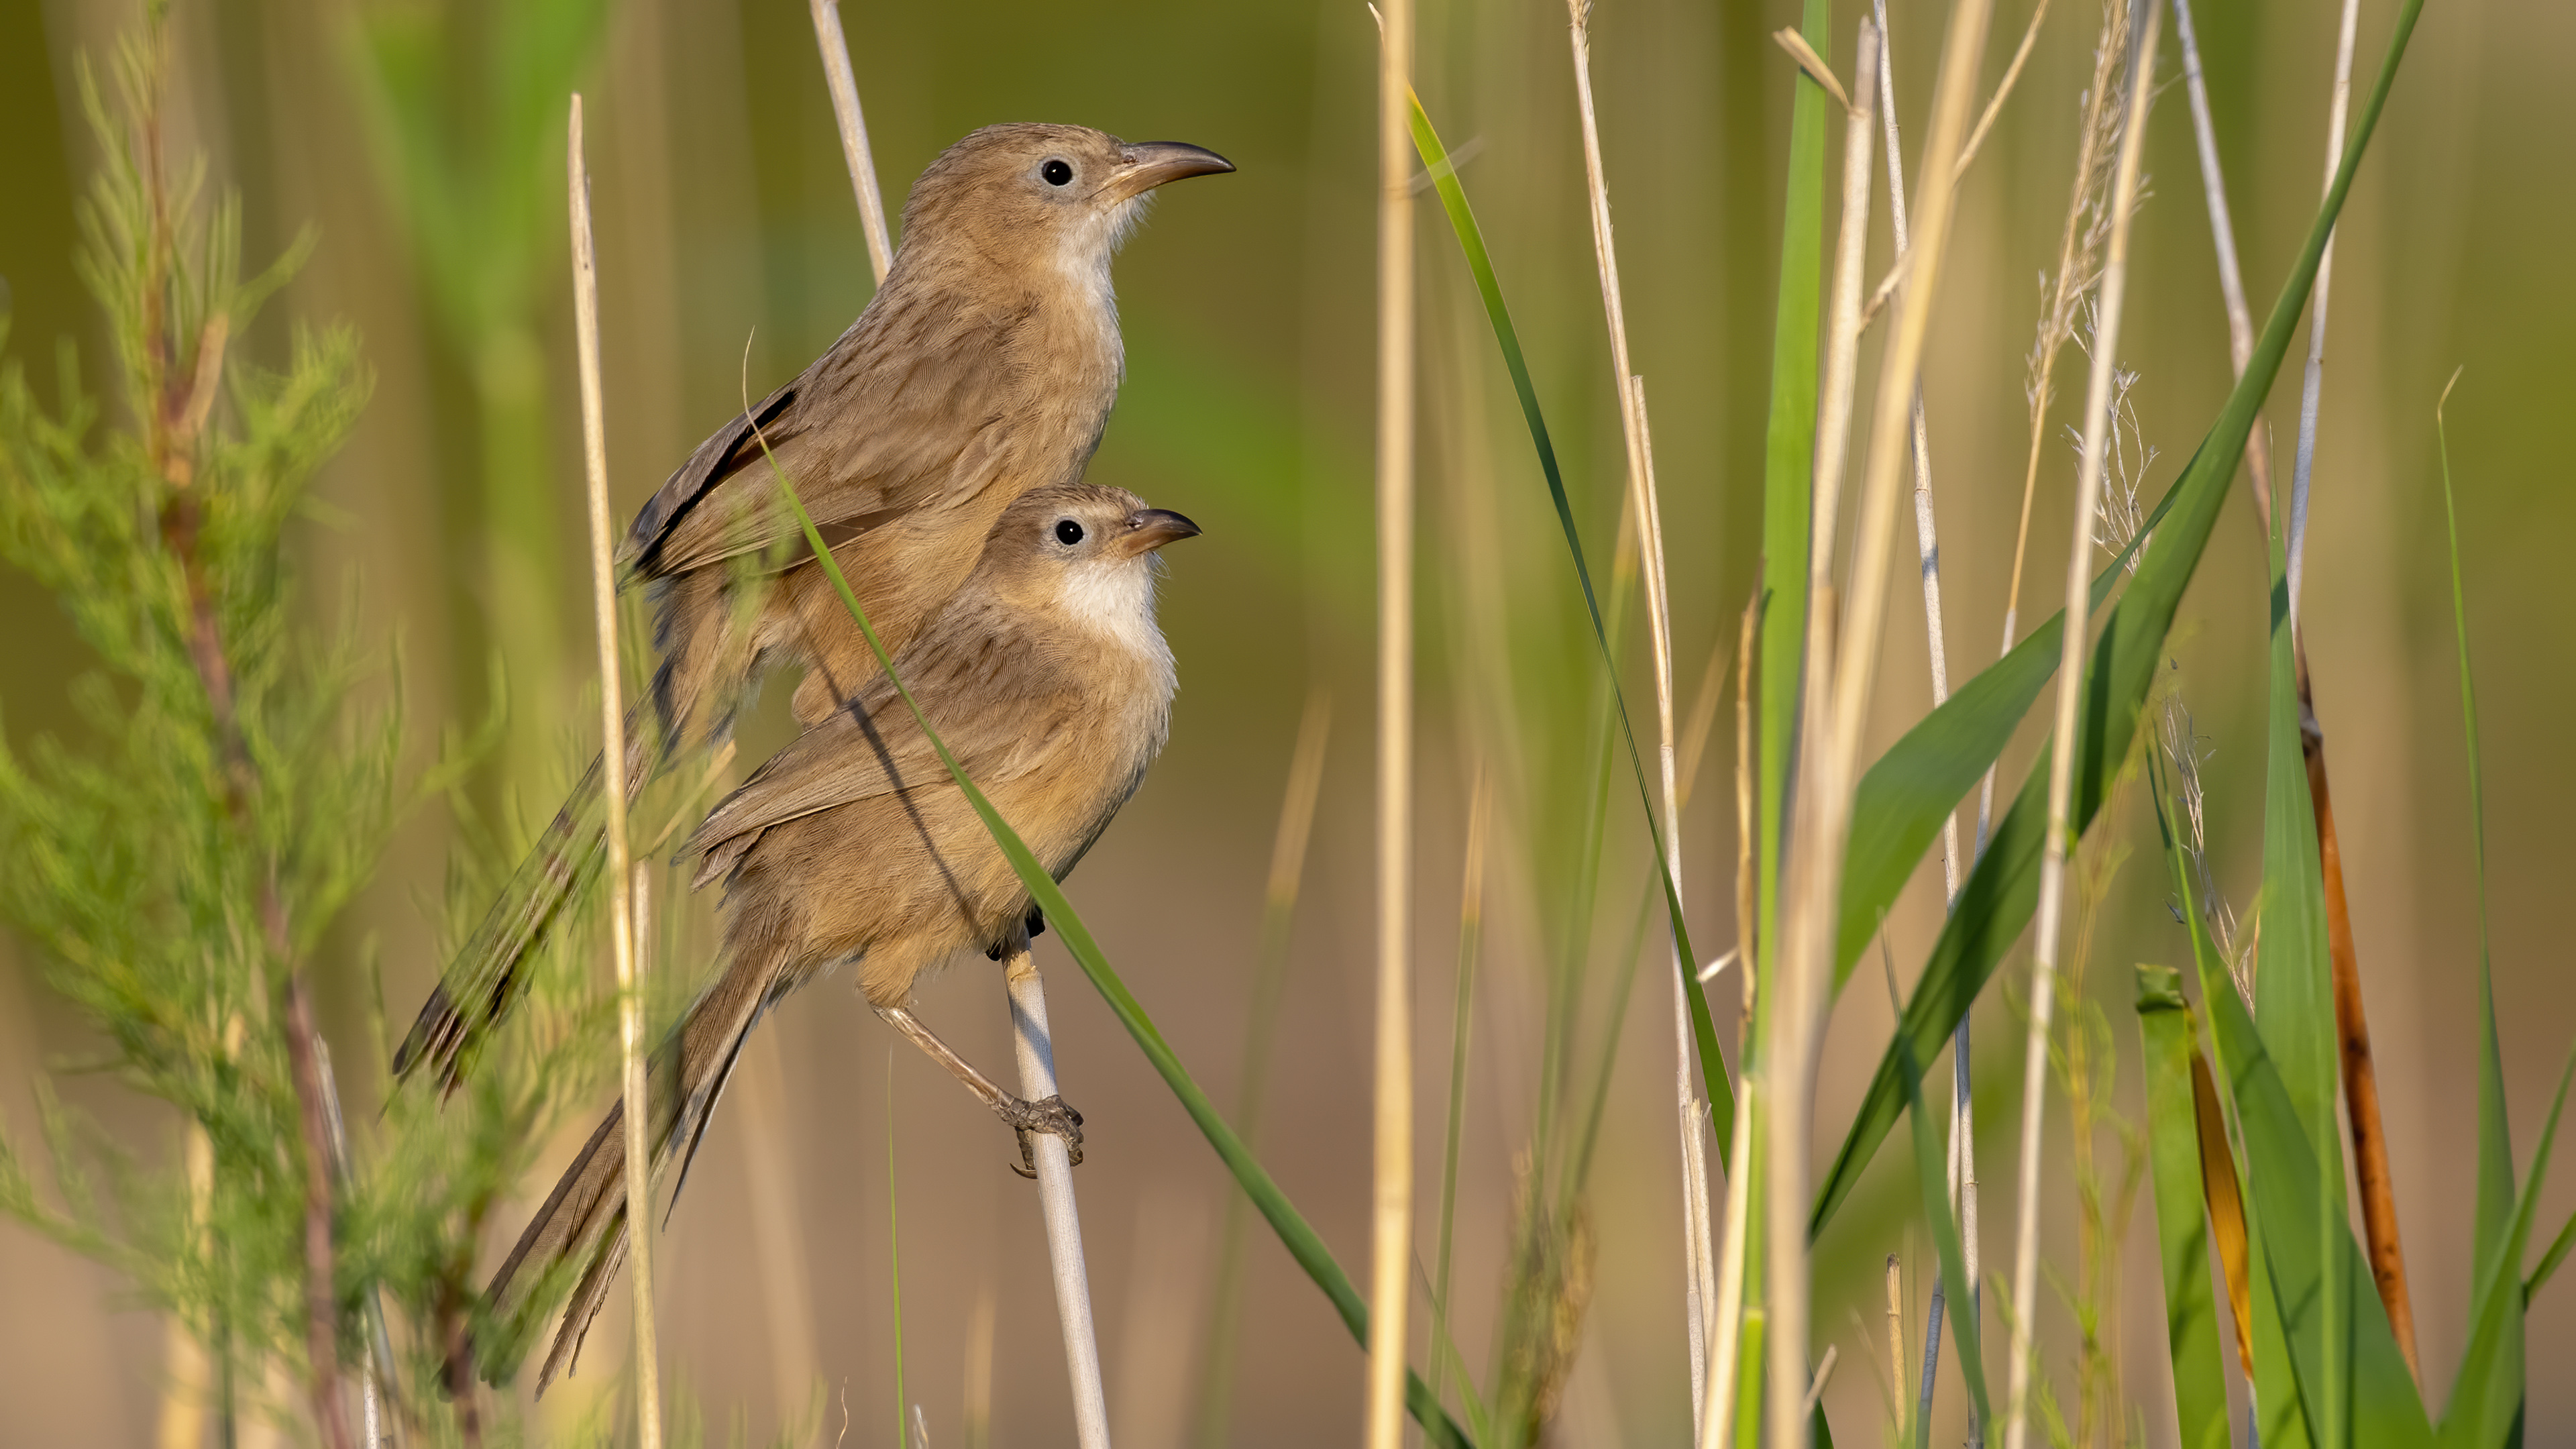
1408,95 -> 1732,1153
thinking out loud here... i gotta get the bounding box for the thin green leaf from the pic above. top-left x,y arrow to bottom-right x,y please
2257,400 -> 2347,1448
1758,0 -> 1834,1039
757,450 -> 1476,1449
1809,0 -> 2429,1239
2526,1209 -> 2576,1302
1407,95 -> 1731,1153
2440,1047 -> 2573,1448
2134,965 -> 2229,1449
2433,374 -> 2538,1449
2202,959 -> 2432,1447
2438,376 -> 2520,1296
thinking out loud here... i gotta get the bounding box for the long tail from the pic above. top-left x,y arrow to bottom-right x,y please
480,942 -> 794,1391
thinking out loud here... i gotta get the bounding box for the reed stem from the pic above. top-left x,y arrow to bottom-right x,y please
1367,3 -> 1417,1446
808,0 -> 894,284
567,93 -> 661,1449
1004,949 -> 1114,1449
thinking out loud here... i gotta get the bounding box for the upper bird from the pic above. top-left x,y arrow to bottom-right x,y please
398,124 -> 1231,1085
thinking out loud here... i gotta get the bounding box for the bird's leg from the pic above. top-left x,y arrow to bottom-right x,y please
873,1004 -> 1083,1172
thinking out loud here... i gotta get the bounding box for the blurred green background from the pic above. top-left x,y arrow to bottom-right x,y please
3,0 -> 2571,1442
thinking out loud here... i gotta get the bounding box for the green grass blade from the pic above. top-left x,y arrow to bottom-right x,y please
1896,1030 -> 1990,1440
2257,406 -> 2347,1447
2439,1046 -> 2573,1448
2438,378 -> 2519,1299
2134,965 -> 2229,1449
1407,96 -> 1731,1148
1807,0 -> 2428,1239
757,455 -> 1476,1449
1835,523 -> 2154,988
1758,0 -> 1833,1034
2202,959 -> 2432,1448
2526,1210 -> 2576,1301
2432,377 -> 2536,1449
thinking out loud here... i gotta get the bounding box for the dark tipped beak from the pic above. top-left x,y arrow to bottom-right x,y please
1121,507 -> 1202,555
1104,142 -> 1235,203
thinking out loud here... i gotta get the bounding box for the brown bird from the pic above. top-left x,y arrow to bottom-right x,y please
483,482 -> 1199,1389
397,124 -> 1231,1086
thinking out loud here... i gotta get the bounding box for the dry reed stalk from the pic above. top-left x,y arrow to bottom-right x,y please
1771,0 -> 1999,1425
1699,604 -> 1762,1449
1884,1254 -> 1907,1442
1002,947 -> 1113,1449
808,0 -> 893,282
568,93 -> 663,1449
1979,0 -> 2131,849
2287,0 -> 2361,623
1562,1 -> 1713,1417
1868,11 -> 1982,1439
1366,3 -> 1417,1446
2167,0 -> 2420,1379
1997,5 -> 2157,1446
1762,22 -> 1885,1444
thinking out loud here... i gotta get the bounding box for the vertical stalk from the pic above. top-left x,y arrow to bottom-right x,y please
1004,949 -> 1114,1449
2286,0 -> 2361,623
1562,1 -> 1710,1419
1870,10 -> 1980,1438
567,94 -> 661,1449
1997,7 -> 2157,1446
2170,0 -> 2419,1379
1366,1 -> 1417,1444
808,0 -> 894,284
1767,23 -> 1880,1449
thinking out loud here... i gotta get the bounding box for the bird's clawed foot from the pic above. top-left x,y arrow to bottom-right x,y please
1003,1093 -> 1085,1178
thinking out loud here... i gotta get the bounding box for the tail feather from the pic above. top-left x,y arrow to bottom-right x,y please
397,702 -> 686,1089
480,946 -> 794,1392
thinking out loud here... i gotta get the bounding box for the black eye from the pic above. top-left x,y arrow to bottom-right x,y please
1054,519 -> 1085,546
1041,158 -> 1074,186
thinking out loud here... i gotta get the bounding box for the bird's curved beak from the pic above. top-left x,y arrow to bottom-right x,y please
1103,142 -> 1236,204
1120,507 -> 1203,556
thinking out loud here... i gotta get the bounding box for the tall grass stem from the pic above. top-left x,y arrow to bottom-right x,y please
1998,6 -> 2157,1444
1368,3 -> 1417,1446
808,0 -> 893,284
2286,0 -> 2361,623
567,93 -> 661,1449
1563,1 -> 1709,1419
1003,949 -> 1113,1449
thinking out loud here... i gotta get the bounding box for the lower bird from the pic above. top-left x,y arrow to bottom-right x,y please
482,482 -> 1199,1389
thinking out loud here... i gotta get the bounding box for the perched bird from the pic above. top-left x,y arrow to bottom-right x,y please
397,124 -> 1232,1086
484,483 -> 1199,1390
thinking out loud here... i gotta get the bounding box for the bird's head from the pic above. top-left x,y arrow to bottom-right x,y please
894,124 -> 1233,295
982,482 -> 1200,648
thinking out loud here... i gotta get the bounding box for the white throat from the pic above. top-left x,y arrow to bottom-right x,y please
1059,557 -> 1172,675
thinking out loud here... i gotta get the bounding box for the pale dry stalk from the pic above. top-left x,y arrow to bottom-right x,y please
1366,1 -> 1417,1445
1004,948 -> 1113,1449
808,0 -> 894,283
567,93 -> 662,1449
1998,5 -> 2159,1446
1980,0 -> 2131,849
2287,0 -> 2361,622
1563,0 -> 1713,1419
1699,604 -> 1761,1449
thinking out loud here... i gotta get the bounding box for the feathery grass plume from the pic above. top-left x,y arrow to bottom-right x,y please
1978,0 -> 2133,850
2000,2 -> 2159,1444
0,17 -> 603,1445
2153,695 -> 2248,1001
2061,319 -> 2158,571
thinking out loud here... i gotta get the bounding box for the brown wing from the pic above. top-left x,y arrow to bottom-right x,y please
623,288 -> 1039,580
682,600 -> 1085,875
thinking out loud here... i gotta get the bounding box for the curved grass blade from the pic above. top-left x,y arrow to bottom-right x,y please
757,454 -> 1475,1449
2201,962 -> 2434,1448
1408,95 -> 1731,1150
2134,965 -> 2229,1449
2440,1047 -> 2573,1449
1809,0 -> 2428,1238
